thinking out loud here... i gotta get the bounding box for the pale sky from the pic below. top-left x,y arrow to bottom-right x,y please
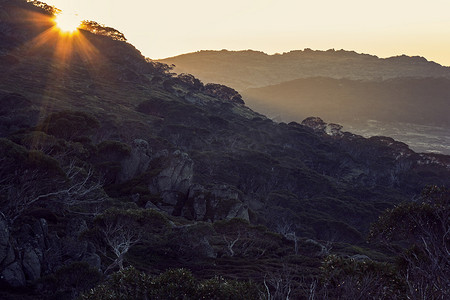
44,0 -> 450,66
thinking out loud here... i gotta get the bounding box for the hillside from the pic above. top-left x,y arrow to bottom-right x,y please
158,49 -> 450,90
0,1 -> 449,299
242,77 -> 450,154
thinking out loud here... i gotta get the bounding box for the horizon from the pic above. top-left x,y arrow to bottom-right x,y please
43,0 -> 450,67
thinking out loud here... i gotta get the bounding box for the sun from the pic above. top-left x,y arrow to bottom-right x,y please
54,12 -> 81,34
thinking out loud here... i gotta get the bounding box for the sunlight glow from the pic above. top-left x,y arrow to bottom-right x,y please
54,12 -> 81,34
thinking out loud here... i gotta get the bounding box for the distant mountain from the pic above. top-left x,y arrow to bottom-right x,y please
158,49 -> 450,90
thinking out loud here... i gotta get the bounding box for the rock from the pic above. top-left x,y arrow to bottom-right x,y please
62,219 -> 89,260
144,201 -> 160,210
184,184 -> 207,220
118,139 -> 152,182
0,215 -> 10,265
31,218 -> 48,251
154,150 -> 193,193
1,262 -> 25,287
82,252 -> 101,270
226,202 -> 249,220
22,246 -> 41,281
194,238 -> 216,259
160,191 -> 184,206
350,254 -> 371,261
183,184 -> 249,222
149,150 -> 194,207
2,244 -> 15,267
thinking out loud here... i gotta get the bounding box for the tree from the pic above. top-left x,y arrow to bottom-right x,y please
369,186 -> 450,299
79,21 -> 127,41
0,139 -> 105,226
90,208 -> 169,273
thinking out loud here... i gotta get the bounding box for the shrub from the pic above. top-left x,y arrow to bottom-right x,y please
38,111 -> 100,141
38,262 -> 102,300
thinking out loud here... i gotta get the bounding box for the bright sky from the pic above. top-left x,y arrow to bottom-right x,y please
44,0 -> 450,66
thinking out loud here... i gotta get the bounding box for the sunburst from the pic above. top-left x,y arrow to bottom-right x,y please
54,11 -> 81,34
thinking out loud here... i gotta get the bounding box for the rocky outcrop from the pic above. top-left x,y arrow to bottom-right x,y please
118,139 -> 152,183
0,214 -> 10,265
0,217 -> 100,288
1,261 -> 25,287
182,184 -> 249,222
149,150 -> 194,212
0,215 -> 22,287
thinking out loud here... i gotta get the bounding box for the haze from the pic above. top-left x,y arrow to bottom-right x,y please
44,0 -> 450,66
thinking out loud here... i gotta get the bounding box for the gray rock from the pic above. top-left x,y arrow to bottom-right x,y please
350,254 -> 371,261
161,191 -> 184,206
194,238 -> 216,259
226,202 -> 249,220
2,244 -> 15,267
118,139 -> 152,182
0,215 -> 10,265
152,150 -> 193,194
82,252 -> 101,269
184,184 -> 207,220
183,184 -> 249,222
62,219 -> 89,260
144,201 -> 160,210
1,262 -> 25,287
22,246 -> 41,281
149,151 -> 194,210
31,218 -> 48,251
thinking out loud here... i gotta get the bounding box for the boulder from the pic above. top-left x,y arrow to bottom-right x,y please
183,184 -> 249,222
149,150 -> 194,206
22,246 -> 41,281
118,139 -> 152,182
1,262 -> 25,287
0,215 -> 10,265
153,150 -> 193,193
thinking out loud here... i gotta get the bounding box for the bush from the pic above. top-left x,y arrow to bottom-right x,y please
38,262 -> 102,300
38,111 -> 100,141
82,267 -> 261,300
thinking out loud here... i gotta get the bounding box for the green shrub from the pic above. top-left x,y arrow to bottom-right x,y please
82,267 -> 261,300
38,111 -> 100,140
38,262 -> 102,300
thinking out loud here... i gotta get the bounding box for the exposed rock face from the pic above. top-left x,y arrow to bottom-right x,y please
149,150 -> 194,208
0,217 -> 101,288
1,261 -> 25,287
0,215 -> 10,265
22,246 -> 41,281
118,139 -> 152,182
183,184 -> 249,222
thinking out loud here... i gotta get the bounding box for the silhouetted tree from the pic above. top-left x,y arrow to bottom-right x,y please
79,20 -> 127,41
370,186 -> 450,299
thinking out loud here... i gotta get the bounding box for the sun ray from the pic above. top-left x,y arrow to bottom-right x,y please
54,11 -> 82,34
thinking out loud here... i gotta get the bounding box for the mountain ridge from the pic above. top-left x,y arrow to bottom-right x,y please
158,49 -> 450,90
